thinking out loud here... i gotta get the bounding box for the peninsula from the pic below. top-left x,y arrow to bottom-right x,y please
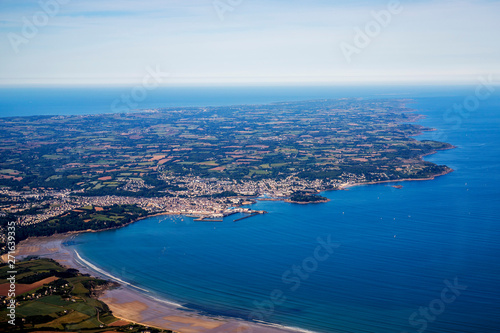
0,98 -> 455,332
0,98 -> 454,249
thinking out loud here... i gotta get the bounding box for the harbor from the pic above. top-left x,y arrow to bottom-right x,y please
193,208 -> 267,222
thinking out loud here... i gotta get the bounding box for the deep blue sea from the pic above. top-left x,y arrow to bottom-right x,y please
2,86 -> 498,332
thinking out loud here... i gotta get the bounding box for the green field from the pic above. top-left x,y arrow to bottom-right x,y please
0,99 -> 453,197
0,259 -> 173,333
17,301 -> 63,317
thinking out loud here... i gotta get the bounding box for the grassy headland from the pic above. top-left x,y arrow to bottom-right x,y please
0,258 -> 172,333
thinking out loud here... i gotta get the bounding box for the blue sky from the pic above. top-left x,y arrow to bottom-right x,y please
0,0 -> 499,85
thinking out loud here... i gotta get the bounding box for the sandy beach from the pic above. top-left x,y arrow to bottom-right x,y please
11,234 -> 304,333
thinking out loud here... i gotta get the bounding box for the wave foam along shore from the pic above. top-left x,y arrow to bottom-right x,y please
11,233 -> 304,333
73,250 -> 152,295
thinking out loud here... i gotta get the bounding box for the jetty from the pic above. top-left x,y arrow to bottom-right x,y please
233,210 -> 267,222
189,209 -> 267,222
194,218 -> 223,222
233,213 -> 259,222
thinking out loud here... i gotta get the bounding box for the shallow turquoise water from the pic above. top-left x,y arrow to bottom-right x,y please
66,92 -> 500,332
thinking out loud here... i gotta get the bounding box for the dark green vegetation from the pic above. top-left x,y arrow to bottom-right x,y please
0,258 -> 172,332
0,205 -> 148,255
0,99 -> 452,196
288,192 -> 329,204
14,204 -> 148,247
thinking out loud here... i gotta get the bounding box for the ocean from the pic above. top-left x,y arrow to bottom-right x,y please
0,85 -> 480,117
3,86 -> 499,332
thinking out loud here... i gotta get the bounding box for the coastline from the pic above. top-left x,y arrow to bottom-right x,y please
4,141 -> 456,333
284,198 -> 331,205
332,107 -> 457,191
11,234 -> 311,333
338,167 -> 453,190
336,140 -> 455,191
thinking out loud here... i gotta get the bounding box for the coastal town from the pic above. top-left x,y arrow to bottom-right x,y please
0,174 -> 352,231
0,99 -> 453,251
